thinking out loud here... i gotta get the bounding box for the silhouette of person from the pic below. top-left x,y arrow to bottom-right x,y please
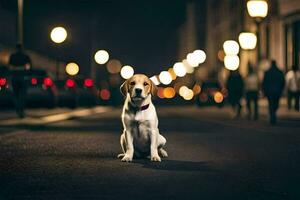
262,60 -> 285,124
9,44 -> 32,118
226,70 -> 244,118
285,65 -> 300,111
9,44 -> 31,70
245,63 -> 259,120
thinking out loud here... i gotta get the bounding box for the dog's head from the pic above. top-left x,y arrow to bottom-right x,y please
120,74 -> 157,101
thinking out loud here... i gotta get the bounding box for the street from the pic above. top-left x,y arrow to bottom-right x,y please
0,105 -> 299,200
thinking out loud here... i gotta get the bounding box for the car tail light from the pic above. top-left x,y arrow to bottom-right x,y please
100,89 -> 110,100
43,77 -> 53,87
66,79 -> 75,88
0,77 -> 7,86
84,78 -> 94,87
31,77 -> 38,85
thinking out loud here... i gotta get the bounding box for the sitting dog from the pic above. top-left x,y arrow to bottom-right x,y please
118,74 -> 168,162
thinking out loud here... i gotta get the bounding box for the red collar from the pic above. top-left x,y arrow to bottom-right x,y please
129,103 -> 150,112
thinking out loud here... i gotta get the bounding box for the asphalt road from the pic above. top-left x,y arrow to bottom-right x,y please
0,106 -> 299,200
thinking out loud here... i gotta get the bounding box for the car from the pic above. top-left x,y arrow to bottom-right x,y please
196,80 -> 227,107
55,79 -> 77,108
0,66 -> 14,108
75,78 -> 97,107
18,69 -> 56,108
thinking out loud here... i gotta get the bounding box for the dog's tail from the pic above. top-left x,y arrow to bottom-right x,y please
117,153 -> 125,159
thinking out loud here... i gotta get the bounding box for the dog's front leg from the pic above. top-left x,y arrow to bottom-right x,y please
150,129 -> 161,162
122,130 -> 134,162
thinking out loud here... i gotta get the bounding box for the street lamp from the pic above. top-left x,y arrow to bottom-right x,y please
159,71 -> 172,85
120,65 -> 134,79
246,0 -> 268,60
50,27 -> 67,79
238,32 -> 257,50
173,62 -> 187,77
65,62 -> 79,76
94,50 -> 109,65
224,55 -> 240,71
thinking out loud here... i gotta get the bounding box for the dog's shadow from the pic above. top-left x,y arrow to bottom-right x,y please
134,159 -> 218,172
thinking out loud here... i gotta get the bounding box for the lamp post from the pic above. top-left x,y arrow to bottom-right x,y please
246,0 -> 268,61
50,27 -> 67,79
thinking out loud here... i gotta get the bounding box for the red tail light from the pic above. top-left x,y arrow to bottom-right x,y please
31,77 -> 38,85
100,89 -> 110,100
43,77 -> 53,87
84,78 -> 94,87
0,78 -> 7,86
66,79 -> 75,88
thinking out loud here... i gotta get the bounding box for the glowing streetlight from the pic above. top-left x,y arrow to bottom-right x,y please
247,0 -> 268,19
182,59 -> 194,74
173,62 -> 187,77
193,50 -> 206,64
238,32 -> 257,50
120,65 -> 134,79
223,40 -> 239,55
65,62 -> 79,76
159,71 -> 172,85
224,55 -> 240,71
50,27 -> 67,44
94,50 -> 109,64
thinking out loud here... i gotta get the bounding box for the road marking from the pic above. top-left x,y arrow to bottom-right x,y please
0,106 -> 112,126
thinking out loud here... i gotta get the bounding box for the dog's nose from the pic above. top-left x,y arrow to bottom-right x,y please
135,88 -> 142,95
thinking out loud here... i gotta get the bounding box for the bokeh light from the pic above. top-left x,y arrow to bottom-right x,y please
247,0 -> 268,18
100,89 -> 111,100
157,87 -> 165,99
223,40 -> 239,55
186,53 -> 199,67
163,87 -> 176,99
173,62 -> 187,77
120,65 -> 134,79
224,55 -> 240,71
65,62 -> 79,76
214,92 -> 224,103
238,32 -> 257,50
193,84 -> 201,94
193,50 -> 206,64
106,59 -> 122,74
168,68 -> 177,80
150,76 -> 160,86
50,27 -> 67,44
94,50 -> 109,64
182,59 -> 194,74
159,71 -> 172,85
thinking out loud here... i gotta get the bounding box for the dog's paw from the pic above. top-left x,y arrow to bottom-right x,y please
121,154 -> 133,162
159,148 -> 168,158
117,153 -> 125,159
151,155 -> 161,162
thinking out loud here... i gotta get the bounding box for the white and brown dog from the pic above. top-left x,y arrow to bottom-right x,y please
118,74 -> 168,162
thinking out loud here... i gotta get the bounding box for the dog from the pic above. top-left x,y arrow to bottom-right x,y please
118,74 -> 168,162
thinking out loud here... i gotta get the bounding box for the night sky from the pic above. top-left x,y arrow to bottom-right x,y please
1,0 -> 206,77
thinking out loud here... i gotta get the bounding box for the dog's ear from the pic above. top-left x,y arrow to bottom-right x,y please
120,80 -> 128,96
150,79 -> 157,96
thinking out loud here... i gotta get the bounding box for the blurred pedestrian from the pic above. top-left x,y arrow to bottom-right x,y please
9,44 -> 31,70
245,63 -> 259,120
226,70 -> 244,118
285,65 -> 300,111
9,44 -> 32,118
262,60 -> 285,125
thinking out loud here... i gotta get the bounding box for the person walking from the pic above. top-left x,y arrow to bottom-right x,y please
226,70 -> 244,118
245,63 -> 259,120
285,65 -> 300,111
9,44 -> 32,118
262,60 -> 285,125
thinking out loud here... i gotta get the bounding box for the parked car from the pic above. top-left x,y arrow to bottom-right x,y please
76,78 -> 97,107
55,79 -> 77,108
18,69 -> 56,108
0,66 -> 14,108
196,80 -> 227,107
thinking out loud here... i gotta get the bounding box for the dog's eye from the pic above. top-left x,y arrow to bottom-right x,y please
130,81 -> 135,85
143,82 -> 149,86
